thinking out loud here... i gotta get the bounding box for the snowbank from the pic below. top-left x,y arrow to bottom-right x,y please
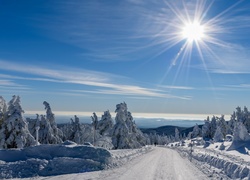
171,140 -> 250,179
191,152 -> 250,179
0,141 -> 112,178
0,142 -> 153,179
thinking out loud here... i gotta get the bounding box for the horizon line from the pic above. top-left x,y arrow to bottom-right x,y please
25,111 -> 230,121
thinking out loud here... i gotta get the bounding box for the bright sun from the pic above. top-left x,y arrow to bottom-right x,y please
182,21 -> 205,42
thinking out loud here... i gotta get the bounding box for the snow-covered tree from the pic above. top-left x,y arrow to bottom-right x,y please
228,106 -> 250,133
232,122 -> 250,142
38,115 -> 55,144
27,114 -> 40,141
144,133 -> 151,145
187,132 -> 192,140
210,116 -> 217,138
228,112 -> 236,135
0,95 -> 36,149
112,102 -> 145,149
202,116 -> 211,139
69,115 -> 84,144
42,101 -> 63,144
213,126 -> 224,142
217,115 -> 229,138
97,110 -> 113,136
91,112 -> 98,146
192,124 -> 201,138
29,102 -> 63,144
0,96 -> 7,127
243,107 -> 250,132
235,106 -> 242,122
175,128 -> 180,142
228,122 -> 250,150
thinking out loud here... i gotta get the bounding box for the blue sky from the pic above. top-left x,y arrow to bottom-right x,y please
0,0 -> 250,119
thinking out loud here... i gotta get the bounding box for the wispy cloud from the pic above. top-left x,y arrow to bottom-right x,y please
0,79 -> 30,90
0,60 -> 190,99
223,84 -> 250,90
158,85 -> 194,90
203,44 -> 250,74
69,89 -> 191,100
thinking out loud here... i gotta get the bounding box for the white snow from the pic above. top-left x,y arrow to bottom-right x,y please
171,138 -> 250,179
16,147 -> 208,180
0,141 -> 112,178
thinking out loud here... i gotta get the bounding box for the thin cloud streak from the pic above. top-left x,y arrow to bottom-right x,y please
197,42 -> 250,74
158,85 -> 194,90
70,89 -> 191,100
0,60 -> 190,99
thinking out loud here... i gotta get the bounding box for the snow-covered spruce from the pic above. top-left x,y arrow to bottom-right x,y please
112,102 -> 145,149
0,95 -> 36,149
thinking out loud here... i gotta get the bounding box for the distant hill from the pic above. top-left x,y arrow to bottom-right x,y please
140,124 -> 203,136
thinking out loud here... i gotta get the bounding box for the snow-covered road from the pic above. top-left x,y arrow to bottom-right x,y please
39,147 -> 208,180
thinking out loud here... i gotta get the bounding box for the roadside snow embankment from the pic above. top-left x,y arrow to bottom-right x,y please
0,142 -> 153,179
0,141 -> 112,178
176,146 -> 250,179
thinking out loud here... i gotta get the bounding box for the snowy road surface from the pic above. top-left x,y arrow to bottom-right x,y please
39,147 -> 208,180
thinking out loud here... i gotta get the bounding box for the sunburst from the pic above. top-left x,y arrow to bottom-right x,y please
147,0 -> 244,85
182,21 -> 205,43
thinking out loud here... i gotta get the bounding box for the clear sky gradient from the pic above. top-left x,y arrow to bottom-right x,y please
0,0 -> 250,119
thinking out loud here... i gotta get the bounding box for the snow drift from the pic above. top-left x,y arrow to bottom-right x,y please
0,141 -> 112,178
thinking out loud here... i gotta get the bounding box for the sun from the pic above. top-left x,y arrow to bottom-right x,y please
182,21 -> 205,43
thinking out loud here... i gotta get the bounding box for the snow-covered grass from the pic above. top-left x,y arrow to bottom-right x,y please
0,141 -> 152,179
169,138 -> 250,179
